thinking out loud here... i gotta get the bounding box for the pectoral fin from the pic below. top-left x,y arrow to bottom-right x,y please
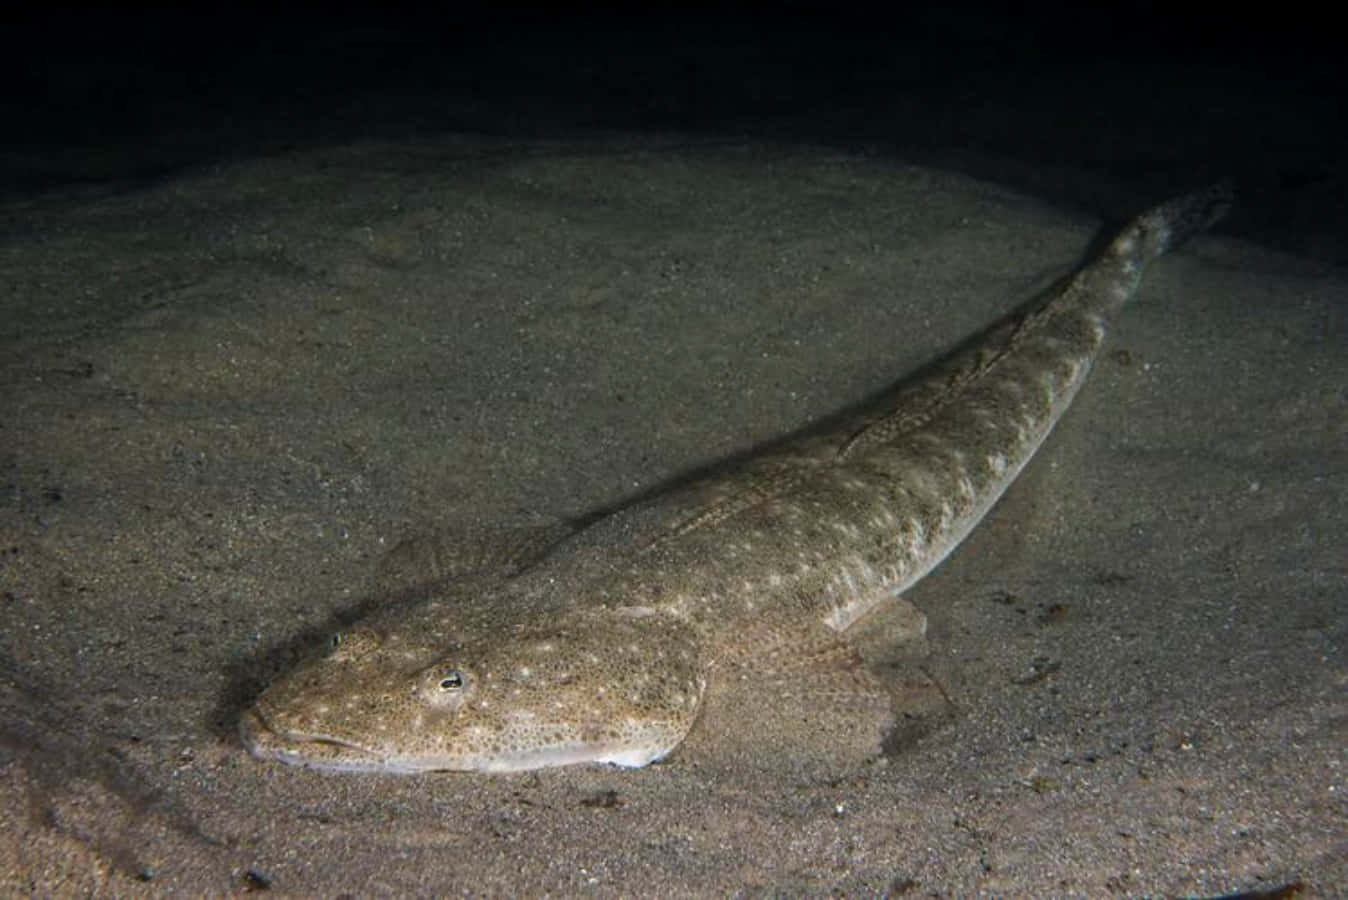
679,599 -> 949,775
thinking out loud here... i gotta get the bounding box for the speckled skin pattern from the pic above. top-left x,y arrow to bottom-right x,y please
240,185 -> 1231,773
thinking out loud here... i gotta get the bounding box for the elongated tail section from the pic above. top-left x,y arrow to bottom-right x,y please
1139,179 -> 1235,258
811,183 -> 1232,632
1108,180 -> 1234,268
1076,180 -> 1232,321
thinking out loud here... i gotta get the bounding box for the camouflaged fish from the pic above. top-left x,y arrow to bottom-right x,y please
239,183 -> 1231,773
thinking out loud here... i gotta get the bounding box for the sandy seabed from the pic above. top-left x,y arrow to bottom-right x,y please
1,137 -> 1343,895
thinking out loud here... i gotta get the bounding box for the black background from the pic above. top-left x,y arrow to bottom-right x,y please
2,5 -> 1342,263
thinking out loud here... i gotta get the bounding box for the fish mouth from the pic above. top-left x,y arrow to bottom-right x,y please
238,706 -> 671,774
239,707 -> 476,774
238,705 -> 385,772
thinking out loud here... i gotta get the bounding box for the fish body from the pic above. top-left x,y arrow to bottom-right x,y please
240,184 -> 1231,773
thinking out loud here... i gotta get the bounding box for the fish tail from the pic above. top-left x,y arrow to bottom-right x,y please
1111,179 -> 1234,265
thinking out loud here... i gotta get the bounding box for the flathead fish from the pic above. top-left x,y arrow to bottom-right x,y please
240,183 -> 1231,773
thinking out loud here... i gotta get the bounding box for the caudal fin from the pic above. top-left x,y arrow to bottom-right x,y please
1124,179 -> 1235,261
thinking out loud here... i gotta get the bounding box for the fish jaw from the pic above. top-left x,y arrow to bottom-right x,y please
238,706 -> 418,774
239,703 -> 688,774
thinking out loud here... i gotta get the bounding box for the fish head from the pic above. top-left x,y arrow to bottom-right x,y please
239,604 -> 705,773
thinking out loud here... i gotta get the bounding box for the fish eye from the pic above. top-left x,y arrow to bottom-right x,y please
416,664 -> 471,709
326,628 -> 380,658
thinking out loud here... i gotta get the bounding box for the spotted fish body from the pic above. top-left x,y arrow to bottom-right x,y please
240,184 -> 1232,773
